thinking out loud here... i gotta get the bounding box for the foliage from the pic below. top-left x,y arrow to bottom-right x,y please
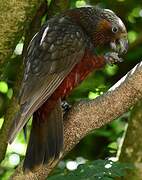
48,160 -> 133,180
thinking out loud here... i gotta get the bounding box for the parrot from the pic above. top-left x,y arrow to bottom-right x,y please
8,7 -> 128,171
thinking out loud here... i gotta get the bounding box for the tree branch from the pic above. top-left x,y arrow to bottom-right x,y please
120,101 -> 142,179
0,0 -> 44,72
11,61 -> 142,179
0,0 -> 45,163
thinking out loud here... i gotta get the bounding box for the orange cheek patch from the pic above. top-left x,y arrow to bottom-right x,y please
97,19 -> 112,33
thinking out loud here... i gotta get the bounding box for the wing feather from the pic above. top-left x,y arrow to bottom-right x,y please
8,16 -> 86,143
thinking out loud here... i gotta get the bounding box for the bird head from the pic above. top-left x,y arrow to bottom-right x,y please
93,8 -> 128,55
65,7 -> 128,56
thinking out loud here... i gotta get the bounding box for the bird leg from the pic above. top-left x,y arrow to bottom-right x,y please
61,100 -> 71,114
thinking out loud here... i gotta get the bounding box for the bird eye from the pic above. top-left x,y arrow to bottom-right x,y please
112,26 -> 118,33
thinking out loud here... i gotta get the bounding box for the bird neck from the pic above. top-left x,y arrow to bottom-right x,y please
65,7 -> 104,46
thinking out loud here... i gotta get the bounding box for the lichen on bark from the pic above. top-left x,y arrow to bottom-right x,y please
0,0 -> 44,163
120,101 -> 142,180
0,0 -> 44,71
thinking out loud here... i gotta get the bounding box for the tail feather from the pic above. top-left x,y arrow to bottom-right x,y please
23,99 -> 63,170
8,102 -> 32,144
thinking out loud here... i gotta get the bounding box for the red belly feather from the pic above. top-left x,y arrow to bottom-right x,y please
38,50 -> 105,117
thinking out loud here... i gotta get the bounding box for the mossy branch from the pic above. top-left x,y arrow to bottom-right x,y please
0,0 -> 45,71
0,0 -> 45,163
120,101 -> 142,180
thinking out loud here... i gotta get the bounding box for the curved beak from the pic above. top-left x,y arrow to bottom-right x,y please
110,37 -> 128,55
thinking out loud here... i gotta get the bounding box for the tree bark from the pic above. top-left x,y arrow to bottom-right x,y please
119,101 -> 142,180
0,0 -> 45,163
11,62 -> 142,179
0,0 -> 44,70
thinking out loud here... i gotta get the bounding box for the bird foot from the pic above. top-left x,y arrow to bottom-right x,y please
61,101 -> 71,114
104,52 -> 123,66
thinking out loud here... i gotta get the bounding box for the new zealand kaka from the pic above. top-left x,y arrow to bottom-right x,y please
8,7 -> 128,170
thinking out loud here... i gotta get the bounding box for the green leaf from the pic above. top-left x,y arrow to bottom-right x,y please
48,160 -> 133,180
0,81 -> 8,94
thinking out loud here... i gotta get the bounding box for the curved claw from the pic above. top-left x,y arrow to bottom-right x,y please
104,52 -> 123,65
